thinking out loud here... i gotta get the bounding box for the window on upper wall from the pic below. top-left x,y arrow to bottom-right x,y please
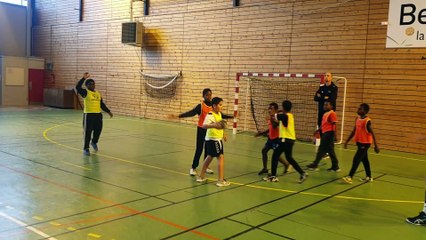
0,0 -> 28,6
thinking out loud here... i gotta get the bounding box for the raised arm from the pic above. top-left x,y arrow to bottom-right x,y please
75,72 -> 89,97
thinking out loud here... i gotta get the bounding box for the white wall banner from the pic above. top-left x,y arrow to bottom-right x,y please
387,0 -> 426,48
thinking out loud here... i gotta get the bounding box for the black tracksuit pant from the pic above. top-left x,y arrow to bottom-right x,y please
312,131 -> 339,169
83,113 -> 103,150
271,139 -> 305,177
348,143 -> 371,178
191,126 -> 207,169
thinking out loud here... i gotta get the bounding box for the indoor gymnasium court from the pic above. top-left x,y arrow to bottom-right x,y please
0,0 -> 426,239
0,107 -> 424,239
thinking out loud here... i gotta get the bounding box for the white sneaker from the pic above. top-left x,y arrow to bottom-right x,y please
189,168 -> 197,176
216,180 -> 230,187
196,176 -> 207,183
206,168 -> 214,174
263,176 -> 279,182
360,177 -> 373,182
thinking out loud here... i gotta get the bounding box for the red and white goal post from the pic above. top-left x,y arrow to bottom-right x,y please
232,72 -> 347,144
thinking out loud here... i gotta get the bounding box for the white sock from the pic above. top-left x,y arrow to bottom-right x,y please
423,202 -> 426,213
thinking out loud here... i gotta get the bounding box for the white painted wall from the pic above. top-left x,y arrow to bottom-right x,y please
0,2 -> 27,57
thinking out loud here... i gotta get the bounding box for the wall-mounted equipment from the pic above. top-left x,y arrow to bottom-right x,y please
122,22 -> 144,47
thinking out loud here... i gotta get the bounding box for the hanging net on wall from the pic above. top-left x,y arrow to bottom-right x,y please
140,70 -> 181,98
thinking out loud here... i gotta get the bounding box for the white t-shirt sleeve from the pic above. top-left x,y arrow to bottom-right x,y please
203,114 -> 216,126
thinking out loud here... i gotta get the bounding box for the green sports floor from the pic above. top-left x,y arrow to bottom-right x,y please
0,107 -> 424,240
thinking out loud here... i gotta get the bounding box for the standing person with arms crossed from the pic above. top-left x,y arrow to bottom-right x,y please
342,103 -> 379,184
168,88 -> 232,176
75,72 -> 113,156
196,97 -> 230,187
314,72 -> 338,129
306,101 -> 340,171
255,102 -> 291,175
264,100 -> 308,183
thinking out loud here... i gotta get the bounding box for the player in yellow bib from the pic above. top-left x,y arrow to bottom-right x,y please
196,97 -> 230,187
75,72 -> 113,156
265,100 -> 308,183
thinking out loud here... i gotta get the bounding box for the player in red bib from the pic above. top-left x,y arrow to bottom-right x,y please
342,103 -> 379,184
307,101 -> 340,171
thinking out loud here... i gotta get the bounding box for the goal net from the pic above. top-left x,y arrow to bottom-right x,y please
233,73 -> 347,143
140,71 -> 180,98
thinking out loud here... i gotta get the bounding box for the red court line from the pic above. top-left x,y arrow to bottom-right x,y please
0,163 -> 220,240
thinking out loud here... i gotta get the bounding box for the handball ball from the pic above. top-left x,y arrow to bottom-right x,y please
219,120 -> 227,128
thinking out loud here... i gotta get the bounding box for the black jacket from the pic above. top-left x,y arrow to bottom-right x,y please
314,82 -> 338,111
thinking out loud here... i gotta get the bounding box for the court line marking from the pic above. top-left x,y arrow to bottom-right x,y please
42,120 -> 424,205
230,181 -> 424,204
117,116 -> 426,163
0,163 -> 219,240
43,123 -> 188,176
61,161 -> 92,171
0,211 -> 58,240
225,175 -> 390,240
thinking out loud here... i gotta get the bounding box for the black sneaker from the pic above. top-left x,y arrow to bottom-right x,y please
327,167 -> 341,172
83,148 -> 90,156
306,163 -> 319,171
90,142 -> 98,152
406,211 -> 426,226
258,169 -> 269,175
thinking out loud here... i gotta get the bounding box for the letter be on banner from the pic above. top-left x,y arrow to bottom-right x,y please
387,0 -> 426,48
400,4 -> 416,25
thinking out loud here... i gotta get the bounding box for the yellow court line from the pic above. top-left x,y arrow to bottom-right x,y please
43,122 -> 188,177
43,120 -> 424,205
61,161 -> 92,171
229,181 -> 424,204
296,141 -> 426,163
117,117 -> 426,163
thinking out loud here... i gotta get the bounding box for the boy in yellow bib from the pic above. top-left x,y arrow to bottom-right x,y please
196,97 -> 230,187
265,100 -> 308,183
76,73 -> 113,156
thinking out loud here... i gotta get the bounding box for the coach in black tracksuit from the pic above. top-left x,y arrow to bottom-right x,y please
75,72 -> 113,156
314,72 -> 338,129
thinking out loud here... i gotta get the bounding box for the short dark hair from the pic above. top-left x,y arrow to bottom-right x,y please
269,102 -> 279,110
282,100 -> 292,112
360,103 -> 370,114
212,97 -> 223,106
85,79 -> 95,86
202,88 -> 212,96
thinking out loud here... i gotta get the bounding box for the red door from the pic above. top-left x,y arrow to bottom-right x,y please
28,69 -> 45,103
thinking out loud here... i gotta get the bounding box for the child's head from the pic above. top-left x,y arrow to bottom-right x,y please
202,88 -> 212,102
282,100 -> 292,112
85,79 -> 95,91
211,97 -> 223,113
323,101 -> 334,111
357,103 -> 370,116
268,102 -> 279,115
